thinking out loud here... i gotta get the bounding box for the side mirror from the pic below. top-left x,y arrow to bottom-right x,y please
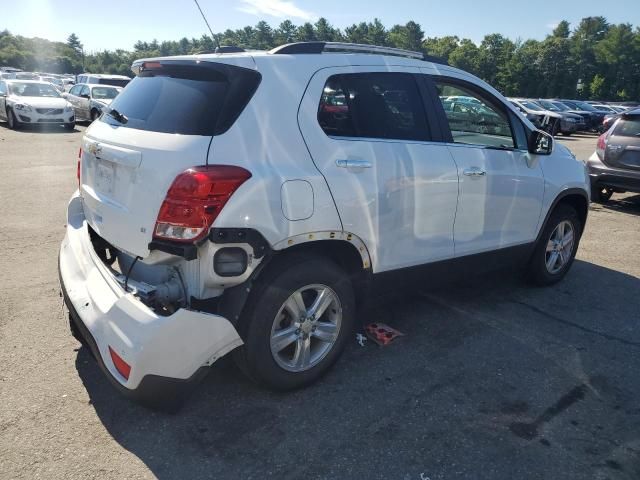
529,129 -> 553,155
61,92 -> 68,98
81,93 -> 90,99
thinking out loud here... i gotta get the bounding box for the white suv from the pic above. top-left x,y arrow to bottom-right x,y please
58,42 -> 590,409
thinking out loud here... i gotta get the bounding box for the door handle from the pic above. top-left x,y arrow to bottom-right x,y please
336,159 -> 372,169
463,167 -> 486,177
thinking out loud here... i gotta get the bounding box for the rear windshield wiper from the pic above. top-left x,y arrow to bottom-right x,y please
105,107 -> 128,124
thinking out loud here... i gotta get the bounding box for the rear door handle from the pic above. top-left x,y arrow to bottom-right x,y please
463,167 -> 486,177
336,159 -> 372,169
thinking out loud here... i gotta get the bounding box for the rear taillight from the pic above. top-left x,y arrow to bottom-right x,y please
596,133 -> 607,160
77,148 -> 82,189
153,165 -> 251,243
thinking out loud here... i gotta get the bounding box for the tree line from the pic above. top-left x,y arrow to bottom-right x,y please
1,16 -> 639,101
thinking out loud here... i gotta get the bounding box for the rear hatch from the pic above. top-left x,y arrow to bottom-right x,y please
79,58 -> 261,258
603,115 -> 640,171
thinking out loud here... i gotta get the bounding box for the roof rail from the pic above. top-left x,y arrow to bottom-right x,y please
270,41 -> 448,65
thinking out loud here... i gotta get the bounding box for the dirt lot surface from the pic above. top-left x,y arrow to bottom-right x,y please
1,125 -> 639,480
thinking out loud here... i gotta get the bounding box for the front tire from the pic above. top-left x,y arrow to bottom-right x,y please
234,256 -> 356,390
527,204 -> 582,286
7,108 -> 19,130
64,122 -> 75,131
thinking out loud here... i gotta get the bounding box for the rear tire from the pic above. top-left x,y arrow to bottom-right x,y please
90,109 -> 100,122
233,256 -> 356,390
527,204 -> 582,286
64,122 -> 75,131
550,119 -> 560,137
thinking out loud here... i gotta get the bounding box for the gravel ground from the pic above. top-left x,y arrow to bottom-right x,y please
0,125 -> 638,480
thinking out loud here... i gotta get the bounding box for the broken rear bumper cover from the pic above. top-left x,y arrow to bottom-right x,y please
58,193 -> 243,409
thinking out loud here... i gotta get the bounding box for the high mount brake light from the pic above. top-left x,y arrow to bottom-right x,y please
153,165 -> 251,243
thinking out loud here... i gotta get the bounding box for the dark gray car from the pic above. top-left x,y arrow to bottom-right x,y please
587,108 -> 640,202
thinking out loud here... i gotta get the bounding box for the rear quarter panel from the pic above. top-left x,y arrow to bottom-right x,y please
210,56 -> 342,245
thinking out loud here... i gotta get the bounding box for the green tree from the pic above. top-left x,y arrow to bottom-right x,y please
590,73 -> 605,98
66,33 -> 83,55
275,20 -> 297,46
388,21 -> 424,51
315,18 -> 340,42
423,36 -> 459,62
552,21 -> 571,39
295,23 -> 316,42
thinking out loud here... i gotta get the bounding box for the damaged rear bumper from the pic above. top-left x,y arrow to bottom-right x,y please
59,192 -> 244,409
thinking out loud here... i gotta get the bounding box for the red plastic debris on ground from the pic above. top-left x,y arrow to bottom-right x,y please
364,323 -> 405,346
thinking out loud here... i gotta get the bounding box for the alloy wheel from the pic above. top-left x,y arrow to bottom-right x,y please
545,220 -> 575,274
270,284 -> 342,372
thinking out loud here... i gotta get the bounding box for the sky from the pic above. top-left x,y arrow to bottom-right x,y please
3,0 -> 640,53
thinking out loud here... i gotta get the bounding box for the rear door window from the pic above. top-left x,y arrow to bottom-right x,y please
318,73 -> 430,142
101,62 -> 261,136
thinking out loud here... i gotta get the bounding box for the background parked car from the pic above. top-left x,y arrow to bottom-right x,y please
0,79 -> 75,130
536,99 -> 590,132
587,108 -> 640,202
509,98 -> 554,132
63,83 -> 121,121
75,73 -> 130,88
40,76 -> 65,92
510,97 -> 578,136
555,99 -> 608,132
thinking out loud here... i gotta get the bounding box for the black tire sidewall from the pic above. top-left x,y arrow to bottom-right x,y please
593,187 -> 612,203
8,108 -> 17,129
528,204 -> 581,286
237,257 -> 356,390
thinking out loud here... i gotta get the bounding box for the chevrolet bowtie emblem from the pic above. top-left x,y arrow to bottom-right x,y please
88,143 -> 102,156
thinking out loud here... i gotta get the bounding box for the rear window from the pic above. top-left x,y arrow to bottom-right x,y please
101,62 -> 261,136
97,78 -> 129,88
613,118 -> 640,137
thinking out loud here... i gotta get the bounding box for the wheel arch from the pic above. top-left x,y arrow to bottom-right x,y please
537,188 -> 589,242
215,233 -> 373,327
270,233 -> 373,307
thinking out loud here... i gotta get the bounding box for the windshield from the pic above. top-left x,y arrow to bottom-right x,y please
537,100 -> 561,111
521,101 -> 543,111
15,73 -> 39,80
549,101 -> 570,111
43,77 -> 63,87
91,86 -> 119,99
574,101 -> 598,112
9,82 -> 61,98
